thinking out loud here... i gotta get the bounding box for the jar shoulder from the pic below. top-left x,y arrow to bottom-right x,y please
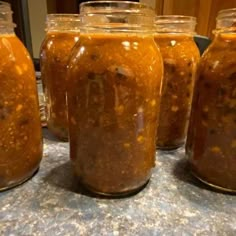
199,37 -> 236,78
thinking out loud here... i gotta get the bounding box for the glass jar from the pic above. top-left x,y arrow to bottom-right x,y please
155,16 -> 200,150
0,2 -> 42,191
67,1 -> 163,196
40,14 -> 80,141
186,8 -> 236,192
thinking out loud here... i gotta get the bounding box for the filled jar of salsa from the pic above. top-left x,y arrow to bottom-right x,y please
186,8 -> 236,192
155,16 -> 200,150
40,14 -> 80,141
0,2 -> 42,191
67,1 -> 163,196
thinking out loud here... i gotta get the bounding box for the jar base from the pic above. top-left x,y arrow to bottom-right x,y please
79,179 -> 150,198
156,142 -> 184,150
192,171 -> 236,194
47,123 -> 68,142
0,167 -> 39,192
47,129 -> 68,142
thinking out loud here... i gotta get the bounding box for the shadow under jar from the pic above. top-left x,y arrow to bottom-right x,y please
0,2 -> 42,191
186,8 -> 236,193
155,16 -> 200,150
67,1 -> 163,197
40,14 -> 80,141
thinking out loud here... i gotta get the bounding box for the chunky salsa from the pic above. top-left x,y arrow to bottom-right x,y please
187,33 -> 236,192
40,32 -> 79,141
155,34 -> 199,149
0,35 -> 42,190
67,33 -> 163,195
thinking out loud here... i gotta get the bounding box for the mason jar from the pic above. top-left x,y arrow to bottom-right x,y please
186,8 -> 236,192
67,1 -> 163,196
155,16 -> 200,150
40,14 -> 80,141
0,1 -> 42,191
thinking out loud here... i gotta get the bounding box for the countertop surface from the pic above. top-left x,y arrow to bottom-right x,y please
0,129 -> 235,236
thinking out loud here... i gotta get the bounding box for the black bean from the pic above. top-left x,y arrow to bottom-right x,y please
204,82 -> 211,89
0,107 -> 11,120
223,106 -> 235,114
202,112 -> 208,120
116,72 -> 127,80
90,54 -> 99,61
218,87 -> 227,96
198,76 -> 204,81
18,117 -> 30,126
167,82 -> 173,89
228,72 -> 236,81
0,114 -> 5,120
88,72 -> 96,80
165,63 -> 176,73
208,65 -> 213,71
87,72 -> 103,81
209,129 -> 216,135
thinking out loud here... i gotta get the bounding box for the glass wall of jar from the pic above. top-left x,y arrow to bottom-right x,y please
67,1 -> 163,196
0,1 -> 42,191
186,8 -> 236,192
155,16 -> 200,150
40,14 -> 80,141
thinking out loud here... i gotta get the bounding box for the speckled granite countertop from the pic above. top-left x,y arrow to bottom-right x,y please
0,129 -> 235,236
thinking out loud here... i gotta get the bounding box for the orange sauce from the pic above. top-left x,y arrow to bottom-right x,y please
0,35 -> 42,190
187,33 -> 236,191
155,34 -> 200,149
40,32 -> 79,140
67,33 -> 163,194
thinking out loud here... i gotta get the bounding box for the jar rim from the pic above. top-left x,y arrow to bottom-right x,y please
80,1 -> 155,16
217,8 -> 236,19
0,1 -> 10,9
46,14 -> 80,22
215,8 -> 236,33
79,0 -> 156,33
0,1 -> 16,30
0,1 -> 12,15
155,15 -> 196,23
81,0 -> 147,7
45,14 -> 80,32
155,15 -> 196,34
